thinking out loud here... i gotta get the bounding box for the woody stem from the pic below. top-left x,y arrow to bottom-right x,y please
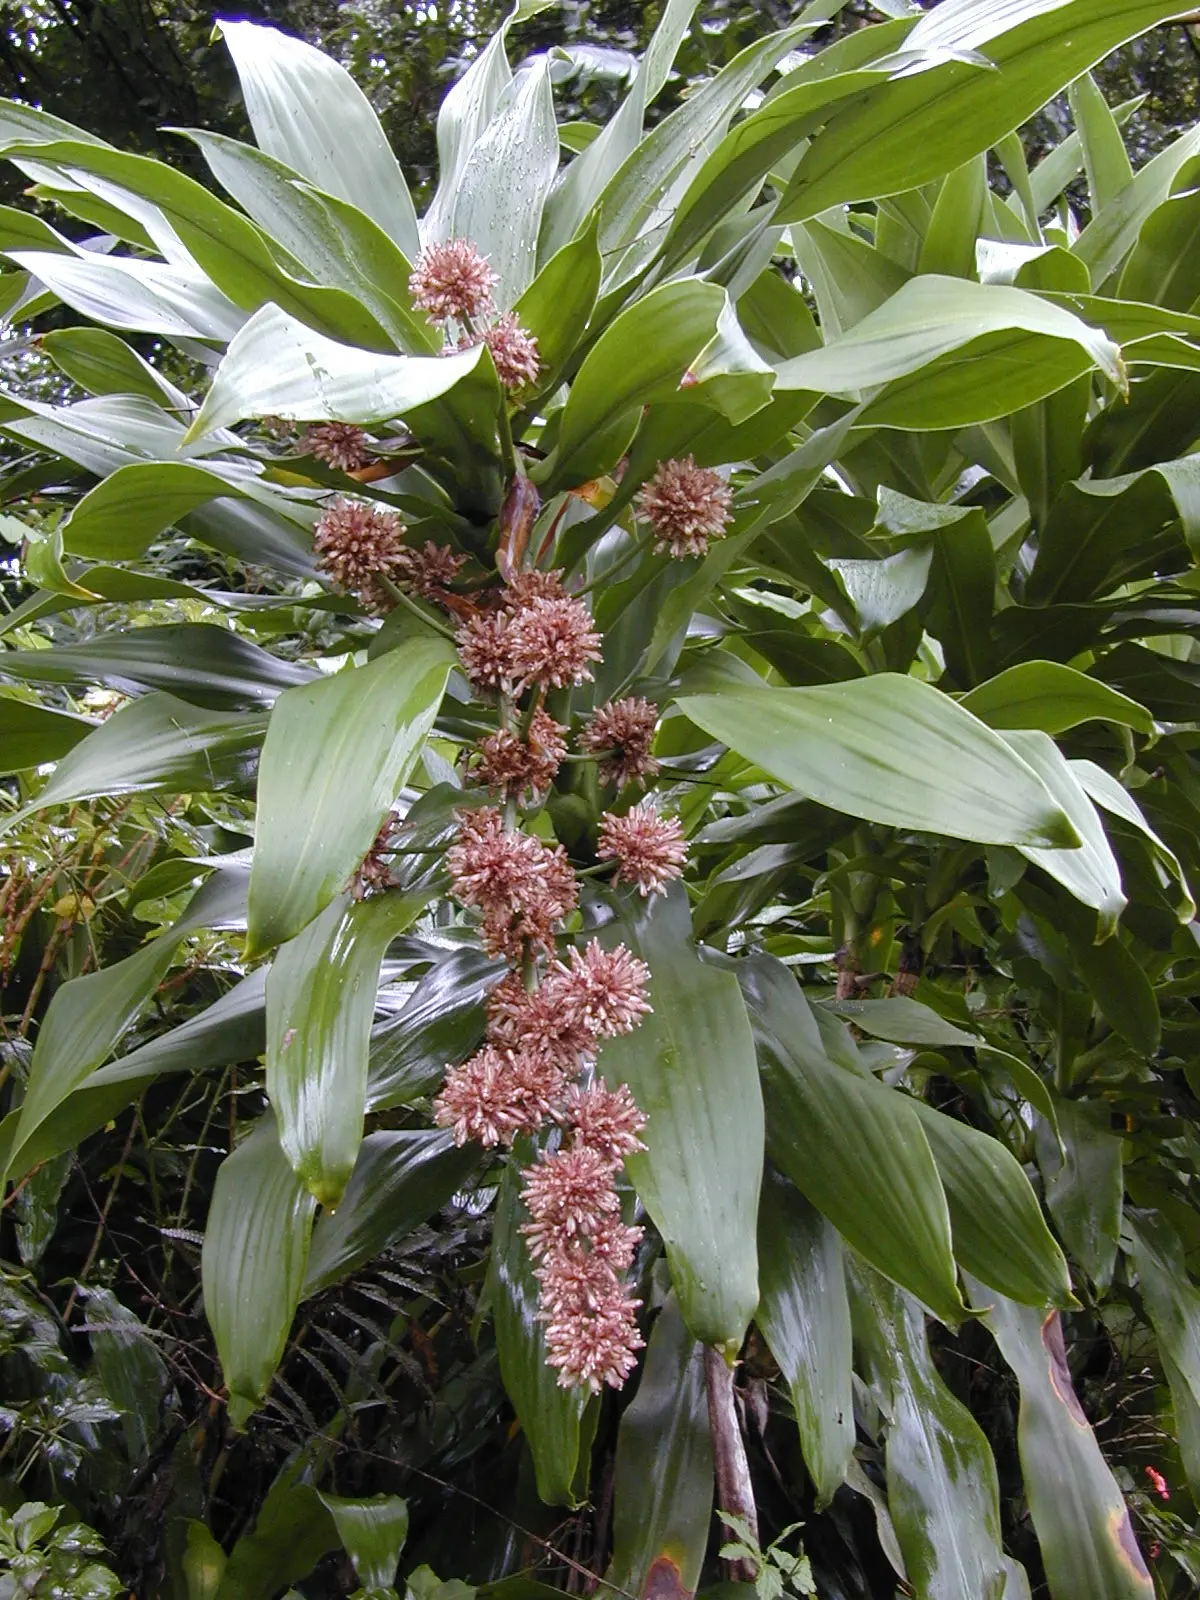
704,1345 -> 759,1583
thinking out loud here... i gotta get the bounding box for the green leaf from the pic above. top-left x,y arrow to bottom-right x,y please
739,956 -> 964,1327
911,1101 -> 1073,1309
977,1290 -> 1154,1600
487,1159 -> 595,1507
451,58 -> 559,307
540,279 -> 726,490
606,1294 -> 713,1600
773,277 -> 1123,428
365,947 -> 497,1111
3,693 -> 267,824
597,889 -> 763,1351
267,890 -> 429,1206
303,1130 -> 476,1295
201,1114 -> 317,1428
513,219 -> 602,387
247,636 -> 454,954
60,463 -> 255,562
83,1287 -> 168,1466
0,694 -> 91,771
1001,729 -> 1126,932
756,1168 -> 854,1507
961,662 -> 1154,735
849,1260 -> 1018,1600
1,623 -> 315,710
1118,174 -> 1200,313
777,0 -> 1189,225
316,1494 -> 408,1592
40,326 -> 189,407
216,20 -> 419,260
1070,758 -> 1195,922
5,247 -> 245,341
217,1461 -> 338,1600
184,304 -> 487,442
1035,1096 -> 1123,1292
1073,126 -> 1200,288
678,675 -> 1078,849
1068,71 -> 1133,215
21,519 -> 102,601
1127,1213 -> 1200,1499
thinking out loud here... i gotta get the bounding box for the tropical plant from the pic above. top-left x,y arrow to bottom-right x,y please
4,1 -> 1200,1596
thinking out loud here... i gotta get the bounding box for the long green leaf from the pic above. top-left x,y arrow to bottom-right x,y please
317,1494 -> 409,1593
678,675 -> 1078,848
247,635 -> 453,954
756,1168 -> 854,1507
739,956 -> 964,1326
978,1289 -> 1154,1600
267,891 -> 427,1205
0,694 -> 92,771
1034,1096 -> 1123,1292
216,20 -> 419,259
597,889 -> 763,1352
1127,1213 -> 1200,1499
961,662 -> 1154,735
606,1295 -> 713,1600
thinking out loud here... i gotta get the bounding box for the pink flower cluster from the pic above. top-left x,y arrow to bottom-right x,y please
637,455 -> 733,558
434,942 -> 651,1392
312,498 -> 465,611
456,572 -> 602,695
410,238 -> 542,393
303,421 -> 373,473
581,696 -> 660,789
447,806 -> 578,957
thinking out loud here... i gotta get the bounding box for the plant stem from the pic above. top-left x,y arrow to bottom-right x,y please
704,1345 -> 759,1583
377,575 -> 457,640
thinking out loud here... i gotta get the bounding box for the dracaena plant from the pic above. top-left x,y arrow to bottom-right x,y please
5,0 -> 1200,1595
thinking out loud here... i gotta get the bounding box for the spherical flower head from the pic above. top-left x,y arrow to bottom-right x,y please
303,422 -> 372,473
510,595 -> 603,691
313,497 -> 408,610
562,1080 -> 647,1165
521,1143 -> 623,1257
487,970 -> 596,1072
474,709 -> 568,803
598,804 -> 687,897
483,313 -> 541,391
551,939 -> 651,1040
501,569 -> 567,610
455,610 -> 522,693
350,818 -> 397,900
409,237 -> 497,324
537,1249 -> 644,1392
637,455 -> 733,558
433,1045 -> 524,1147
582,697 -> 660,789
447,808 -> 579,957
398,540 -> 466,600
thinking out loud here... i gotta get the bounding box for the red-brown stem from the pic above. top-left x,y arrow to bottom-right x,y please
704,1345 -> 758,1583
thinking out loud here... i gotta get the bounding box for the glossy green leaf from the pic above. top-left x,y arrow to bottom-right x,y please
303,1130 -> 477,1296
1069,72 -> 1133,215
606,1294 -> 713,1600
513,219 -> 602,387
202,1114 -> 317,1428
39,325 -> 189,406
777,1 -> 1189,224
184,304 -> 486,441
60,462 -> 255,562
678,675 -> 1078,849
1127,1213 -> 1200,1499
83,1287 -> 168,1465
911,1101 -> 1073,1309
1071,758 -> 1195,922
756,1167 -> 854,1507
850,1260 -> 1016,1600
4,693 -> 267,824
216,20 -> 419,259
1002,729 -> 1126,932
247,636 -> 454,954
597,888 -> 762,1352
774,277 -> 1123,428
267,890 -> 428,1206
317,1494 -> 408,1592
1073,124 -> 1200,289
961,662 -> 1154,735
365,947 -> 498,1111
5,247 -> 245,341
1,623 -> 314,710
0,694 -> 92,771
1034,1096 -> 1123,1292
739,955 -> 964,1326
541,279 -> 725,490
216,1460 -> 337,1600
487,1159 -> 595,1507
978,1290 -> 1154,1600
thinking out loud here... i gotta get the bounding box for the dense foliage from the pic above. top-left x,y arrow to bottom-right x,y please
5,2 -> 1200,1598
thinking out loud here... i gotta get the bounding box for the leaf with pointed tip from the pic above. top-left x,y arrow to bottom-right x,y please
606,1295 -> 712,1600
216,20 -> 419,259
202,1114 -> 317,1429
977,1289 -> 1154,1600
678,675 -> 1078,849
247,636 -> 454,955
962,663 -> 1153,735
756,1168 -> 854,1507
267,890 -> 429,1207
597,888 -> 762,1351
317,1494 -> 408,1593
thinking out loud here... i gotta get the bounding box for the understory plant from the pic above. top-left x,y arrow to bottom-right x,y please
5,1 -> 1200,1595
